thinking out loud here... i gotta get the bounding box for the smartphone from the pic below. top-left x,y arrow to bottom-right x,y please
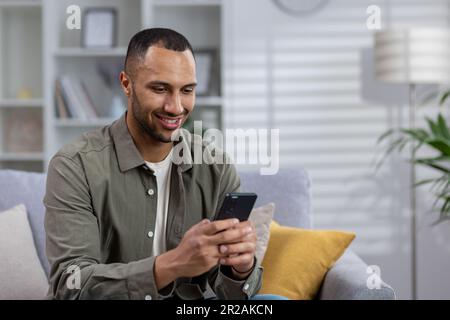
214,192 -> 258,222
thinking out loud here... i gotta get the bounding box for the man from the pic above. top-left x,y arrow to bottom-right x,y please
44,28 -> 262,300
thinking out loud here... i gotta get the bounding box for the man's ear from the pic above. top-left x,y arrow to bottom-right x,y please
120,71 -> 131,97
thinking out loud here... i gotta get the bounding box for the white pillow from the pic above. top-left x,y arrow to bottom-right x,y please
0,204 -> 48,299
248,202 -> 275,263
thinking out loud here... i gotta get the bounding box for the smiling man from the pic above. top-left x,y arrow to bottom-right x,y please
44,28 -> 262,300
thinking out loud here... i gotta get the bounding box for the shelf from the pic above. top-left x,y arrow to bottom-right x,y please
0,0 -> 223,174
0,152 -> 44,161
54,47 -> 127,57
196,96 -> 222,106
0,0 -> 41,7
54,118 -> 117,128
153,0 -> 221,6
0,99 -> 43,108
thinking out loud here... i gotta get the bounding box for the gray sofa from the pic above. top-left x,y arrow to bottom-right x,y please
0,168 -> 395,299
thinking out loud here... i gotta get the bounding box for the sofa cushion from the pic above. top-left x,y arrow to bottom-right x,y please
238,168 -> 311,229
0,170 -> 49,275
248,202 -> 275,263
0,204 -> 48,299
259,221 -> 355,300
318,250 -> 396,300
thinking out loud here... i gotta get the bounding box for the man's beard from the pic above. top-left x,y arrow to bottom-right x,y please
131,90 -> 175,143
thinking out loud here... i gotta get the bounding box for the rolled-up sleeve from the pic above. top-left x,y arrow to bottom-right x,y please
213,263 -> 263,299
44,155 -> 172,300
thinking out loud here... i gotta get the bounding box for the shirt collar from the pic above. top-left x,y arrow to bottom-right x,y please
110,112 -> 192,173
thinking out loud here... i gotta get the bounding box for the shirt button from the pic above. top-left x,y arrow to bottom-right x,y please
243,284 -> 250,291
147,231 -> 154,238
145,295 -> 152,300
147,189 -> 154,196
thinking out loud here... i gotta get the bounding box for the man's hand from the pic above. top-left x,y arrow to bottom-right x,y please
154,218 -> 243,289
216,220 -> 257,279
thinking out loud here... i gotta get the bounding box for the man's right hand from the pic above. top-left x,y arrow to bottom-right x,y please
154,218 -> 240,289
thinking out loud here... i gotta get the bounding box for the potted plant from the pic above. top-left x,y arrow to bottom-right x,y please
377,90 -> 450,223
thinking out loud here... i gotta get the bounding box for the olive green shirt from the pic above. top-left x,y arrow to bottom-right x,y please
44,113 -> 263,300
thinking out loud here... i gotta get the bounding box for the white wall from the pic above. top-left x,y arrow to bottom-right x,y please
223,0 -> 450,299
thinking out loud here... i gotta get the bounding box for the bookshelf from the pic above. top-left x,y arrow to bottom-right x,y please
0,1 -> 44,172
0,0 -> 223,172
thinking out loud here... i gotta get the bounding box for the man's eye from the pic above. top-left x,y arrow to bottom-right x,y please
152,86 -> 166,93
183,87 -> 194,94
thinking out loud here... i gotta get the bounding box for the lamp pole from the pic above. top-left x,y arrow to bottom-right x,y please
409,83 -> 417,300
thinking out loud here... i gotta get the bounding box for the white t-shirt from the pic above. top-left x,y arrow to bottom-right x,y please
145,148 -> 173,256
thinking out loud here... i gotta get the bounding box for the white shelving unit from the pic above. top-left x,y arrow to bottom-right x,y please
0,1 -> 41,8
0,0 -> 44,172
53,47 -> 128,57
54,118 -> 117,128
0,152 -> 44,161
0,99 -> 43,108
1,0 -> 223,172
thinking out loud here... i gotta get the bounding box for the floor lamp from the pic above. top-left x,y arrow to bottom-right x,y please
374,28 -> 450,300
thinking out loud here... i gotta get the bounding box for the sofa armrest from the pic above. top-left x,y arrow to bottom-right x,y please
318,249 -> 396,300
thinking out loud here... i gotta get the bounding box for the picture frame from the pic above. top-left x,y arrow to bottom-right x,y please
82,8 -> 117,48
194,49 -> 218,96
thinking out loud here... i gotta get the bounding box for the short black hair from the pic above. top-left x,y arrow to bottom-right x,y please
124,28 -> 194,76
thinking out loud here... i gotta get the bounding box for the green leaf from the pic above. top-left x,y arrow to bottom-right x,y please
415,159 -> 450,174
399,128 -> 429,142
424,139 -> 450,156
421,90 -> 439,106
415,178 -> 440,187
413,140 -> 426,153
374,137 -> 407,171
399,140 -> 410,152
383,137 -> 405,155
432,215 -> 450,226
439,90 -> 450,105
414,156 -> 450,172
435,187 -> 450,200
429,176 -> 450,193
425,117 -> 444,139
437,113 -> 450,140
416,155 -> 450,161
439,196 -> 450,218
376,129 -> 395,144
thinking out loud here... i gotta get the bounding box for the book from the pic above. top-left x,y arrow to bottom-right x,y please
56,76 -> 98,119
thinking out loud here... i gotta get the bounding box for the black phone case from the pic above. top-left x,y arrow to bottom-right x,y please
214,192 -> 257,221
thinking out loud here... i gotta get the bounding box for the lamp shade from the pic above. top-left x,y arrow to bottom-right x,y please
374,28 -> 450,84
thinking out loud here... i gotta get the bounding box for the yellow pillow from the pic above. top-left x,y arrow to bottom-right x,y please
259,221 -> 355,300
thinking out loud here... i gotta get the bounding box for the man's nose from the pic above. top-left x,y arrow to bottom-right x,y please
164,93 -> 184,115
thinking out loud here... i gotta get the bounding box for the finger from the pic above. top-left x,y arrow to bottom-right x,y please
209,225 -> 254,245
188,219 -> 210,235
235,220 -> 254,230
220,253 -> 254,266
191,219 -> 211,230
219,242 -> 256,256
200,218 -> 239,235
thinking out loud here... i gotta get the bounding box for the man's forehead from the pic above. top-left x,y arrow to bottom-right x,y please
134,46 -> 196,82
143,46 -> 195,65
